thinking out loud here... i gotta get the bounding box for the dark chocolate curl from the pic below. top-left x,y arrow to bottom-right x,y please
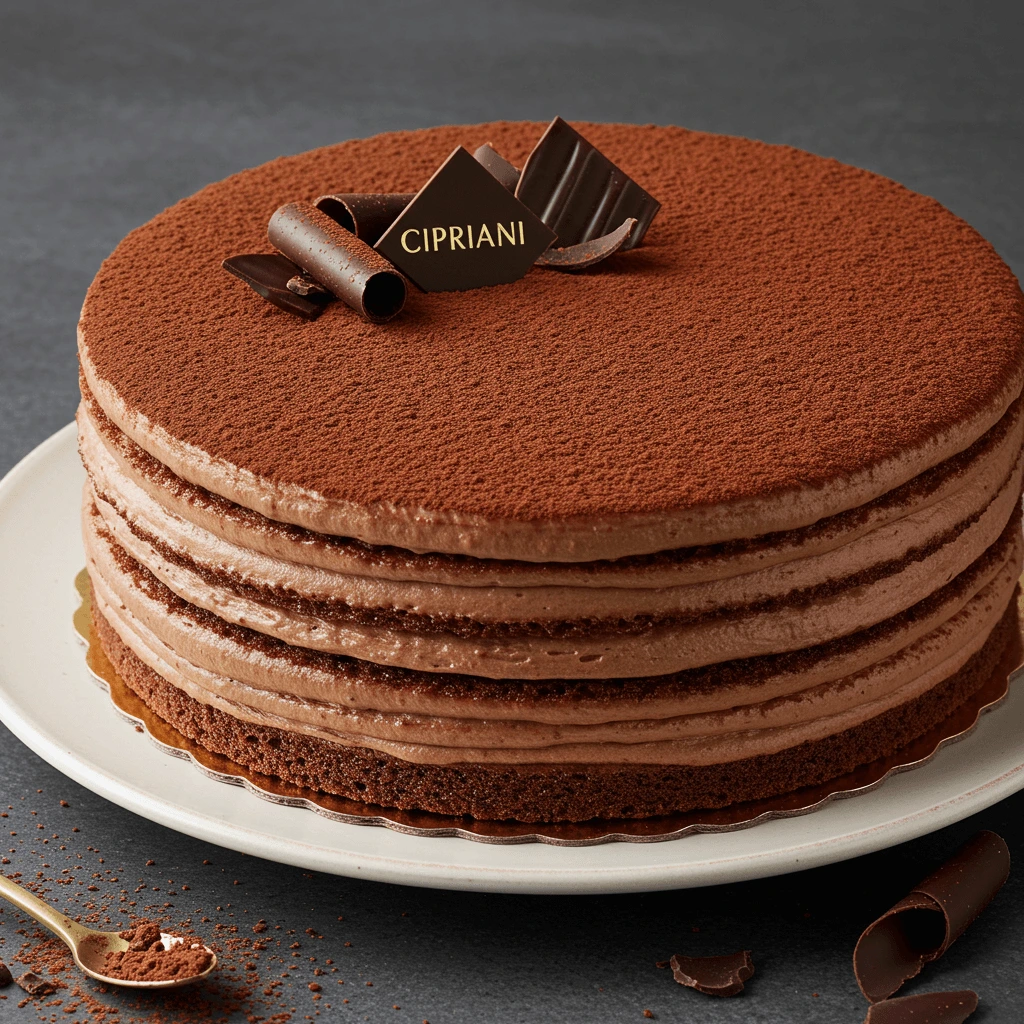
473,143 -> 520,191
863,991 -> 978,1024
268,201 -> 407,324
516,116 -> 660,250
313,193 -> 415,246
536,217 -> 636,270
854,831 -> 1010,1002
669,951 -> 754,997
222,253 -> 331,320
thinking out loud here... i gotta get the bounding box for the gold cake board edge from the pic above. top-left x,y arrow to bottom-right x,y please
73,569 -> 1024,848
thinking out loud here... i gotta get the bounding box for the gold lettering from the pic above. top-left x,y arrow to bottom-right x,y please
518,220 -> 524,244
497,222 -> 516,246
449,226 -> 465,249
476,224 -> 494,247
400,228 -> 422,253
432,226 -> 447,250
467,225 -> 474,248
422,228 -> 430,251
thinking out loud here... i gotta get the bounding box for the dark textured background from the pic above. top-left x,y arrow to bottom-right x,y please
1,1 -> 1023,1020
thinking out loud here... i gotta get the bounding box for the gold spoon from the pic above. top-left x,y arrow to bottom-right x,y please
0,872 -> 217,989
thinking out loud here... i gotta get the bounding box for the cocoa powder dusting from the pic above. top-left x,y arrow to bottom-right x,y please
100,921 -> 213,982
79,122 -> 1024,524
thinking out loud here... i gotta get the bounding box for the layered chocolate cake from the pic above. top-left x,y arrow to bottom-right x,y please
77,121 -> 1024,822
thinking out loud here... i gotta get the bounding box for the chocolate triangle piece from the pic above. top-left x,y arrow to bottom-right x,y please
314,193 -> 416,246
222,253 -> 331,320
473,143 -> 520,191
669,951 -> 754,997
375,146 -> 556,292
854,831 -> 1010,1002
515,117 -> 660,250
536,217 -> 636,270
863,991 -> 978,1024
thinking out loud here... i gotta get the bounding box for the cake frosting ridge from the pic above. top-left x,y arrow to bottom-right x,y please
78,120 -> 1024,821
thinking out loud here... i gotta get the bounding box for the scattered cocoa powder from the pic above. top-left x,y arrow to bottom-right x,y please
0,792 -> 420,1021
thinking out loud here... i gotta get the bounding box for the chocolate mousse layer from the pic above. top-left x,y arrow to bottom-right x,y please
93,598 -> 1019,821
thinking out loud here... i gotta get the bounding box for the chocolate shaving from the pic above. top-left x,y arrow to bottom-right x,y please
536,217 -> 636,270
515,116 -> 660,250
0,961 -> 12,987
854,831 -> 1010,1002
313,193 -> 415,246
669,951 -> 754,997
863,991 -> 978,1024
222,254 -> 331,321
15,971 -> 57,996
473,143 -> 520,191
268,201 -> 407,323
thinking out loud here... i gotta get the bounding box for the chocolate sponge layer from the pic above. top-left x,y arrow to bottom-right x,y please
93,596 -> 1017,822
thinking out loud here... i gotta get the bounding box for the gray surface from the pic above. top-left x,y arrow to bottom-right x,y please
1,1 -> 1023,1020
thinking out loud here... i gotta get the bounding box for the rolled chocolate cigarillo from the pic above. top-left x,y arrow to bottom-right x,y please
313,193 -> 415,246
472,143 -> 520,191
268,201 -> 407,323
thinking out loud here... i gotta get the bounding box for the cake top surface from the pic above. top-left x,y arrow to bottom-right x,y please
79,121 -> 1024,553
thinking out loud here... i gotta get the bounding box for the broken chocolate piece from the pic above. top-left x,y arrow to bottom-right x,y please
222,254 -> 330,320
473,143 -> 520,191
669,951 -> 753,997
863,991 -> 978,1024
313,193 -> 415,246
16,971 -> 57,996
536,217 -> 636,270
0,960 -> 12,987
268,201 -> 407,323
515,117 -> 660,250
854,831 -> 1010,1003
286,275 -> 328,297
375,146 -> 556,292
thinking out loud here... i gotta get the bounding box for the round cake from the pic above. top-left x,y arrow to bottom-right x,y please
77,121 -> 1024,822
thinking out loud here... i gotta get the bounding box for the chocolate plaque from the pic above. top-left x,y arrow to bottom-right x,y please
375,146 -> 556,292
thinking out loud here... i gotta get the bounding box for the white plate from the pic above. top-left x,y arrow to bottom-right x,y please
2,424 -> 1024,894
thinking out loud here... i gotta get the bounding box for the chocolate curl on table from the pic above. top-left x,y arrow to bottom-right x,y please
222,253 -> 332,320
535,217 -> 637,270
268,201 -> 407,323
862,991 -> 978,1024
472,143 -> 520,191
516,116 -> 661,251
669,951 -> 754,997
313,193 -> 415,245
853,831 -> 1010,1002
